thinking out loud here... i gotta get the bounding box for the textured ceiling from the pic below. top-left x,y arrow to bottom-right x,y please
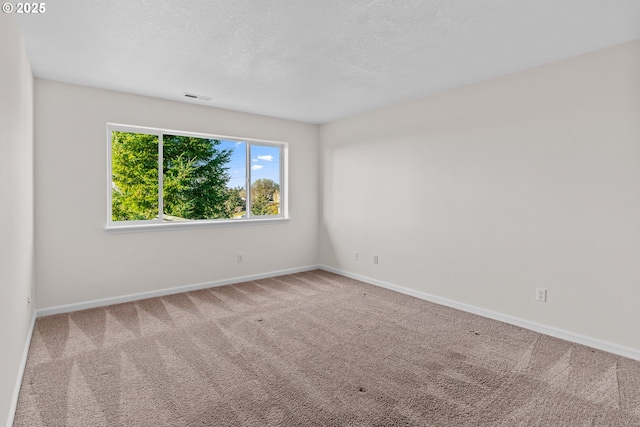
17,0 -> 640,124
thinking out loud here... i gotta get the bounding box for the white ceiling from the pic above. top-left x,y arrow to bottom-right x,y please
17,0 -> 640,124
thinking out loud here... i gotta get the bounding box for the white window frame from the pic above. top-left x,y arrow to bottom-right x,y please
106,123 -> 288,233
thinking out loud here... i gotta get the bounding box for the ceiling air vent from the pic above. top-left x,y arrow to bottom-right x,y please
183,92 -> 212,101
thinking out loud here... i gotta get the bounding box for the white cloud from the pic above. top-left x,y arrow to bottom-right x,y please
257,155 -> 273,161
252,158 -> 258,162
251,165 -> 263,170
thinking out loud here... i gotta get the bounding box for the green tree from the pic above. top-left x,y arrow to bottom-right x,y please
162,134 -> 233,220
112,132 -> 159,221
111,132 -> 234,221
251,179 -> 280,216
224,186 -> 246,217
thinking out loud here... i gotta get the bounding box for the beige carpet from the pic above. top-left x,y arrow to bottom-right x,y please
13,270 -> 640,426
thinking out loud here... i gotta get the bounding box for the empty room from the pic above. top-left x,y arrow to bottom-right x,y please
2,1 -> 640,426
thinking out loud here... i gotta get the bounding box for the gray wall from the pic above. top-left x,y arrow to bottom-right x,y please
319,41 -> 640,351
0,13 -> 35,427
34,80 -> 319,309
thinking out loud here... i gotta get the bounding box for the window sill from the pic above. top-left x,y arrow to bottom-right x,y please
106,217 -> 289,234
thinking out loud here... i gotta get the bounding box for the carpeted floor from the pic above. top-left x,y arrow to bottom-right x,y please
13,270 -> 640,426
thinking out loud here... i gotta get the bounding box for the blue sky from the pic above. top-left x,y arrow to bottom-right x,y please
220,140 -> 280,189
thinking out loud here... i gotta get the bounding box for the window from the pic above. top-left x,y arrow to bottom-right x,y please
107,124 -> 286,230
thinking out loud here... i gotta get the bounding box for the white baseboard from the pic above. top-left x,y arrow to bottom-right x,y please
36,265 -> 320,318
32,263 -> 640,362
319,265 -> 640,362
6,312 -> 36,427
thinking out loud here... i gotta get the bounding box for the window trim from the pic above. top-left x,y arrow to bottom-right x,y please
106,123 -> 288,232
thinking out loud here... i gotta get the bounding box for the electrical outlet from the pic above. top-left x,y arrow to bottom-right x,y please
536,288 -> 547,302
373,255 -> 379,265
354,251 -> 358,261
237,254 -> 243,263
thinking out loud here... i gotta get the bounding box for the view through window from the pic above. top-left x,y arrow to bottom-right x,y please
109,125 -> 284,226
